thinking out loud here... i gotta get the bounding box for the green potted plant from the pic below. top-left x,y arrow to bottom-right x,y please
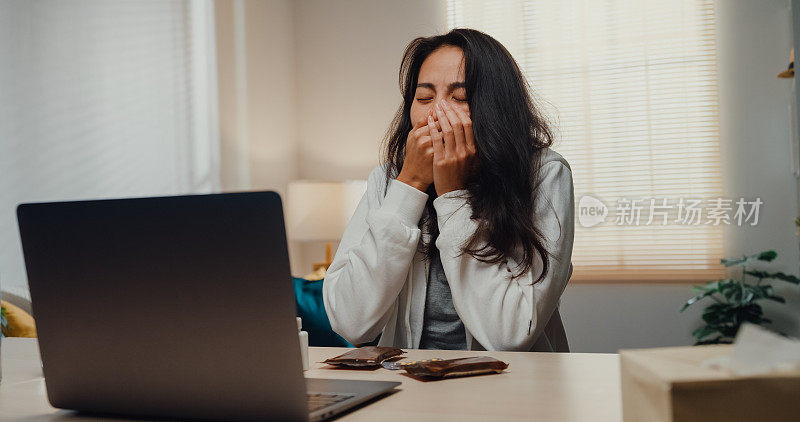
681,250 -> 799,345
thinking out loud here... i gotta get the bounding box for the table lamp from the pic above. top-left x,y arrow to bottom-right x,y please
286,180 -> 366,279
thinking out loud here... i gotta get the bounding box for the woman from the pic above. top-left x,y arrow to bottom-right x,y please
322,28 -> 574,352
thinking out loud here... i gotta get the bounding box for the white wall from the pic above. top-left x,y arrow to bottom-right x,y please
218,0 -> 800,352
716,0 -> 799,336
293,0 -> 447,180
216,0 -> 307,270
216,0 -> 298,196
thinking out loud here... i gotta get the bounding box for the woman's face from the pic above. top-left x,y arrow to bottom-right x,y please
410,46 -> 470,128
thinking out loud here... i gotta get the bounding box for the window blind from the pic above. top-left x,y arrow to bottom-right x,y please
447,0 -> 725,282
0,0 -> 220,291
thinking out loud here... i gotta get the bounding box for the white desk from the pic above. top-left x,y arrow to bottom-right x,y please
0,338 -> 622,421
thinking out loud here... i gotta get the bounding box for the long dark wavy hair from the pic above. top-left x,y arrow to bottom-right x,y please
381,28 -> 560,283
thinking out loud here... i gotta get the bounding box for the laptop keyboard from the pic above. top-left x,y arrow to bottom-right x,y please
307,392 -> 356,412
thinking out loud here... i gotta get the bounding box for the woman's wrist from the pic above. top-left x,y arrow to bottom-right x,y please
396,174 -> 430,192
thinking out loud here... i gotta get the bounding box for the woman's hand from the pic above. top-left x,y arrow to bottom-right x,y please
428,100 -> 477,196
396,110 -> 436,192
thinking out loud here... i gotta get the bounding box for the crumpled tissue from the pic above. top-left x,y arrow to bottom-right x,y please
702,323 -> 800,376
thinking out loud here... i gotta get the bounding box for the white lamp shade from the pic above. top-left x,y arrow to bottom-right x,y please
285,180 -> 367,242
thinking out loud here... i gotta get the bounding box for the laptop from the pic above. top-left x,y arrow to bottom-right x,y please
17,191 -> 399,421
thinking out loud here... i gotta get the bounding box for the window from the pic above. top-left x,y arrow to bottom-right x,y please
0,0 -> 220,291
447,0 -> 725,282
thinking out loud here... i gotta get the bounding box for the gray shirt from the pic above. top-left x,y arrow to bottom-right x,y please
418,249 -> 467,350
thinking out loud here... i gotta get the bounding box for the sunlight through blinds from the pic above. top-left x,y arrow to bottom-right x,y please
447,0 -> 725,282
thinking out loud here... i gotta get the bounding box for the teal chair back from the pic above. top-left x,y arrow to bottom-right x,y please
293,277 -> 352,347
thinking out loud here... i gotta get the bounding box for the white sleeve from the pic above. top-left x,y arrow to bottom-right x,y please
433,161 -> 575,351
323,167 -> 429,344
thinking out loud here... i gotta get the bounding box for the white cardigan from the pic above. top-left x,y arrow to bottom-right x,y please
323,147 -> 575,352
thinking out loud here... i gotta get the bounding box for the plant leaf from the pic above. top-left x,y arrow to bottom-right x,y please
738,304 -> 769,326
745,270 -> 769,279
745,270 -> 800,284
721,255 -> 749,267
692,324 -> 719,341
702,303 -> 737,326
717,324 -> 741,338
695,337 -> 730,345
719,280 -> 743,303
750,271 -> 800,285
757,250 -> 777,262
721,250 -> 777,267
681,288 -> 720,312
694,336 -> 732,345
742,284 -> 778,302
691,281 -> 722,294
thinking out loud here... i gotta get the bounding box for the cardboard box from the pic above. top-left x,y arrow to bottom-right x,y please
620,345 -> 800,422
